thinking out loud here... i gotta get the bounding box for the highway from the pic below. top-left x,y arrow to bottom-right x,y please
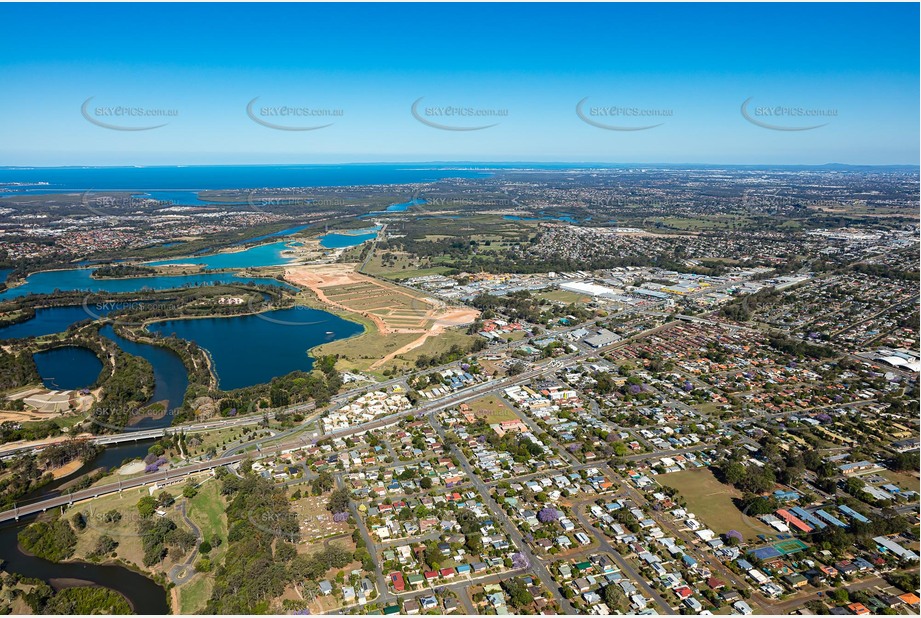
0,453 -> 244,523
0,364 -> 551,524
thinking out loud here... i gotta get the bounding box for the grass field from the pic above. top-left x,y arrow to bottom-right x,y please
287,492 -> 352,543
535,290 -> 592,304
178,478 -> 227,613
663,468 -> 774,541
880,469 -> 920,493
70,483 -> 192,571
466,395 -> 519,423
178,576 -> 212,614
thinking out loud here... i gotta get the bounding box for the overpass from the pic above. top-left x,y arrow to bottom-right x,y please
0,366 -> 545,524
0,320 -> 681,524
0,453 -> 246,523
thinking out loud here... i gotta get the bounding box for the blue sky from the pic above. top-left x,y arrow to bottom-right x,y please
0,3 -> 917,165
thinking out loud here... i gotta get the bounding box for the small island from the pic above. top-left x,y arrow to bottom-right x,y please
91,265 -> 157,279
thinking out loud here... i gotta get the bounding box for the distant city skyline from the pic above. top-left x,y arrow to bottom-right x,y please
0,3 -> 918,166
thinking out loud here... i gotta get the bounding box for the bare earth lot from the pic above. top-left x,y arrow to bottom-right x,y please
285,264 -> 478,370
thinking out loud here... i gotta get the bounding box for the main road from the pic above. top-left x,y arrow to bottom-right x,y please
0,362 -> 554,524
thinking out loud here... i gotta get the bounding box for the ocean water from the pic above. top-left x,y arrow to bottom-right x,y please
0,164 -> 494,195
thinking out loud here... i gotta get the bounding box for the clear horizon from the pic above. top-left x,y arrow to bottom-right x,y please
1,161 -> 919,169
1,3 -> 918,166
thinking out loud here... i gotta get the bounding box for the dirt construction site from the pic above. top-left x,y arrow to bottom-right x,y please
284,263 -> 479,368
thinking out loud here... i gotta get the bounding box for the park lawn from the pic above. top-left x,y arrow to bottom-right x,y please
178,574 -> 212,614
176,478 -> 227,614
187,477 -> 226,545
389,330 -> 475,368
287,492 -> 352,544
880,469 -> 920,493
536,290 -> 592,304
379,265 -> 454,280
663,468 -> 774,541
467,395 -> 519,424
69,485 -> 189,573
651,215 -> 756,231
185,426 -> 249,458
312,329 -> 421,375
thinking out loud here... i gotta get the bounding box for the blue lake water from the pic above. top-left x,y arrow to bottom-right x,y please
0,300 -> 173,340
0,269 -> 292,300
319,225 -> 381,249
147,307 -> 363,390
231,224 -> 310,246
147,240 -> 297,270
359,198 -> 427,219
504,214 -> 579,223
0,305 -> 99,340
33,346 -> 103,390
100,324 -> 189,427
0,268 -> 10,284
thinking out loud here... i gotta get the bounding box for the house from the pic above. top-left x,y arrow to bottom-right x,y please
420,596 -> 438,610
899,593 -> 920,606
403,599 -> 420,614
318,580 -> 333,595
443,597 -> 459,613
733,600 -> 754,615
390,572 -> 405,592
847,602 -> 870,615
685,597 -> 703,612
783,573 -> 808,589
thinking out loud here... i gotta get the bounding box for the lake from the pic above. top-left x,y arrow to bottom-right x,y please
100,324 -> 189,429
0,300 -> 166,340
0,268 -> 292,300
503,213 -> 579,223
147,240 -> 298,270
319,225 -> 381,249
230,224 -> 310,246
0,305 -> 99,340
358,198 -> 427,219
146,306 -> 363,390
33,346 -> 103,390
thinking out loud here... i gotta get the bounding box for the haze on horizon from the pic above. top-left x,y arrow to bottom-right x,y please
0,3 -> 918,167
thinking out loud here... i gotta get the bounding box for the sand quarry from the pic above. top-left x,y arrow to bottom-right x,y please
285,264 -> 478,368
